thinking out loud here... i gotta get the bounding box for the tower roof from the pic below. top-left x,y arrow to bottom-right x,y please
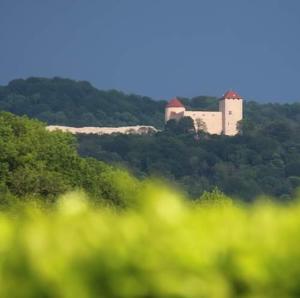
166,97 -> 185,108
221,90 -> 242,100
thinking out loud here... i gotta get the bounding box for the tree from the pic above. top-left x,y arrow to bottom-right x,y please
165,119 -> 178,133
195,118 -> 207,133
0,112 -> 142,206
177,117 -> 195,134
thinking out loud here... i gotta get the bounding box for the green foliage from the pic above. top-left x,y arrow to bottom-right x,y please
181,95 -> 219,111
0,190 -> 300,297
165,116 -> 195,134
177,116 -> 195,134
165,119 -> 178,133
195,117 -> 207,133
0,77 -> 165,128
196,187 -> 233,207
0,112 -> 140,206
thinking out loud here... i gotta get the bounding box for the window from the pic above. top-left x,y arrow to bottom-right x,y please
228,111 -> 232,115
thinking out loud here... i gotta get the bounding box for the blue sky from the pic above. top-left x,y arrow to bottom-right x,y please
0,0 -> 300,102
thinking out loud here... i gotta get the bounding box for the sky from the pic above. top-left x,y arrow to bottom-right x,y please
0,0 -> 300,102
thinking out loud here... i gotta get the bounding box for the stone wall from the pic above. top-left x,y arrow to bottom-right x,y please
46,125 -> 158,135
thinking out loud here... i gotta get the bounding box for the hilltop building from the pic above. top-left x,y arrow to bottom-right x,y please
165,90 -> 243,136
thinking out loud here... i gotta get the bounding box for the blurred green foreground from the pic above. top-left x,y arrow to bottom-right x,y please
1,188 -> 300,298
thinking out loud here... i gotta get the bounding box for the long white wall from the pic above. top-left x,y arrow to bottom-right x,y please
46,125 -> 158,135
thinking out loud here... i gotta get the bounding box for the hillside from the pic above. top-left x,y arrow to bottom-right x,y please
1,77 -> 300,201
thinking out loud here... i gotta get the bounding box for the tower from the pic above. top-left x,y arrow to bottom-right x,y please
165,98 -> 186,123
219,90 -> 243,136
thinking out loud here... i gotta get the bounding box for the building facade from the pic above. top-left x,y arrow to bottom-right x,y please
165,90 -> 243,136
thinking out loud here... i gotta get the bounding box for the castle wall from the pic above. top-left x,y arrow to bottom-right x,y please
46,125 -> 158,135
219,99 -> 243,136
165,93 -> 243,136
184,111 -> 222,134
165,107 -> 186,122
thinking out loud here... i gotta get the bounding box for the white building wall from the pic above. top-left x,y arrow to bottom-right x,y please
184,111 -> 223,134
46,125 -> 158,135
165,94 -> 243,136
165,107 -> 186,122
219,99 -> 243,136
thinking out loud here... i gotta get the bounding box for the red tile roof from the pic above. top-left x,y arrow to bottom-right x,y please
166,98 -> 185,108
222,90 -> 242,100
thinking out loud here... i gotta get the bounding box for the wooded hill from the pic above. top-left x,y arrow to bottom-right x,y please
0,77 -> 165,127
1,77 -> 300,201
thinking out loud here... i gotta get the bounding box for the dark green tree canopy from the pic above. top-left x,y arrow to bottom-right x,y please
165,117 -> 195,134
0,77 -> 166,128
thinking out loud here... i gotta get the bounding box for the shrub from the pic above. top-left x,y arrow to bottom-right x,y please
0,189 -> 300,297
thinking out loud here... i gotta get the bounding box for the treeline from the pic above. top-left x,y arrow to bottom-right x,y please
0,77 -> 165,127
78,101 -> 300,201
0,112 -> 139,207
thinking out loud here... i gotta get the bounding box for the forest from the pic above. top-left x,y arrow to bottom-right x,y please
1,77 -> 299,201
